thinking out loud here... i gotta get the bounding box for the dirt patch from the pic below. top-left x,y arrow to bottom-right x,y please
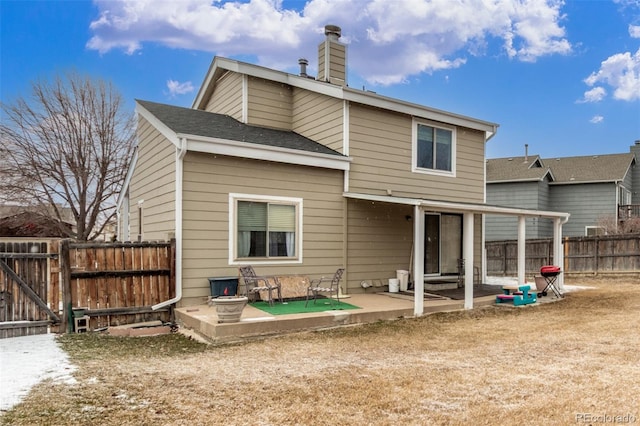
3,278 -> 639,425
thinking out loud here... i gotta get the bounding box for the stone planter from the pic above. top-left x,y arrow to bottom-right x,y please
212,296 -> 248,323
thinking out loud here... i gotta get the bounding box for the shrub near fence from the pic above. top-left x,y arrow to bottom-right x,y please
486,234 -> 640,276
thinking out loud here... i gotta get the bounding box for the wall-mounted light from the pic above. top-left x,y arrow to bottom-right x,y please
405,215 -> 413,222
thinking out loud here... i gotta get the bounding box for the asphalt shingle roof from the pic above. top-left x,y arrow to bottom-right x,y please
487,153 -> 635,184
486,156 -> 551,182
137,99 -> 344,157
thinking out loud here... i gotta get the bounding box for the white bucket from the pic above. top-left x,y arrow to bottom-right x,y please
396,270 -> 409,292
388,278 -> 400,293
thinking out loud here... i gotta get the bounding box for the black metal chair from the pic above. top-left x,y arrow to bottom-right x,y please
457,258 -> 465,288
305,268 -> 345,307
238,266 -> 282,306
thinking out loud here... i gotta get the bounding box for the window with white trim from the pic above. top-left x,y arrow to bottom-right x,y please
231,195 -> 301,261
413,120 -> 455,174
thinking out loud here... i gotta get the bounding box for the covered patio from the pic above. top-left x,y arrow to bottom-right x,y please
344,193 -> 570,316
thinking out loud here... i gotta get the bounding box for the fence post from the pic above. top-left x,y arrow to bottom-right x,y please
170,238 -> 176,299
594,236 -> 599,274
59,239 -> 72,333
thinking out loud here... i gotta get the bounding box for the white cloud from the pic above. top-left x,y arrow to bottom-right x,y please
590,115 -> 604,124
87,0 -> 573,85
578,86 -> 607,103
167,80 -> 195,97
630,25 -> 640,38
584,48 -> 640,102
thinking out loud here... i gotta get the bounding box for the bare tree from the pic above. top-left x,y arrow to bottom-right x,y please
0,72 -> 135,240
596,214 -> 640,235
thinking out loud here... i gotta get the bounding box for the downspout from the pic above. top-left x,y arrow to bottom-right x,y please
481,125 -> 498,284
153,138 -> 187,310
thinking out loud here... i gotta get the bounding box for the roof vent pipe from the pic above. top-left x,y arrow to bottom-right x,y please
325,24 -> 341,41
298,58 -> 309,77
524,144 -> 529,163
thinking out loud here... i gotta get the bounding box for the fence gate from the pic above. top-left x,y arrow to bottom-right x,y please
0,240 -> 61,339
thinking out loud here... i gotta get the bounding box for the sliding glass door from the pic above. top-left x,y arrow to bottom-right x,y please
424,213 -> 462,276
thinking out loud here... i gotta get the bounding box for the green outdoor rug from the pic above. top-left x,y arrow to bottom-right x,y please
250,299 -> 361,315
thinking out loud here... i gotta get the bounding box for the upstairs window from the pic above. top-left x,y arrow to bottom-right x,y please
413,120 -> 456,175
231,194 -> 302,263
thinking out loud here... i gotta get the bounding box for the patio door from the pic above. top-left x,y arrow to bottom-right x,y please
424,213 -> 462,276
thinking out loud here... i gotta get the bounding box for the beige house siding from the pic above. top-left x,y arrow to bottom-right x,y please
292,88 -> 344,152
246,77 -> 292,130
347,103 -> 486,203
346,199 -> 483,291
317,40 -> 347,84
203,71 -> 243,120
128,117 -> 176,241
346,200 -> 414,291
180,152 -> 345,306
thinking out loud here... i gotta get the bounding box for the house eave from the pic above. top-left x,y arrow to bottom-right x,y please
136,102 -> 180,147
548,179 -> 620,186
181,133 -> 352,171
486,178 -> 545,184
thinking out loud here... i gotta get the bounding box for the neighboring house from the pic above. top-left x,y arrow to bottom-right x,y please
0,211 -> 72,238
118,25 -> 568,314
0,205 -> 74,238
486,143 -> 640,240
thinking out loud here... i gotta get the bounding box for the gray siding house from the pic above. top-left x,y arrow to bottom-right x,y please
486,142 -> 640,239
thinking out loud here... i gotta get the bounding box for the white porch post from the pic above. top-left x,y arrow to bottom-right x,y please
553,217 -> 565,290
517,216 -> 526,285
413,205 -> 425,316
463,213 -> 474,309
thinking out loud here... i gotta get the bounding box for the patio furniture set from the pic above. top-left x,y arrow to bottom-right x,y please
238,266 -> 345,308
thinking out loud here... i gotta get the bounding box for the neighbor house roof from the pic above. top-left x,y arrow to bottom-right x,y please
486,155 -> 553,183
136,100 -> 344,157
487,153 -> 635,185
0,211 -> 72,238
545,153 -> 635,184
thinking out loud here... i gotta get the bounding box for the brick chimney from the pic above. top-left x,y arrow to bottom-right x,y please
317,25 -> 347,86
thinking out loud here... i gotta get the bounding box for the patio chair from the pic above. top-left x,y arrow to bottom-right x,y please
457,258 -> 465,288
305,268 -> 345,307
238,266 -> 282,306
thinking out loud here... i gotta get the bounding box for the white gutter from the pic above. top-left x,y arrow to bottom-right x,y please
153,138 -> 187,310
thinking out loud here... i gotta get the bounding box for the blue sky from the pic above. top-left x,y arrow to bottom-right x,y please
1,0 -> 639,159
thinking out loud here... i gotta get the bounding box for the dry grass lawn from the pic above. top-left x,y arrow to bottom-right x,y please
2,278 -> 640,425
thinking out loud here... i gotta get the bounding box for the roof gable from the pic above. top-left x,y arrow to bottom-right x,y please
193,57 -> 499,135
486,155 -> 553,183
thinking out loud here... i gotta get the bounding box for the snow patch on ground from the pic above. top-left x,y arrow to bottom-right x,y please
485,276 -> 593,293
0,333 -> 77,411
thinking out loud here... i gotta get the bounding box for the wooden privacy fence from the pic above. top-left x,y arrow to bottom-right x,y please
61,239 -> 175,333
0,239 -> 175,338
486,234 -> 640,276
0,240 -> 61,338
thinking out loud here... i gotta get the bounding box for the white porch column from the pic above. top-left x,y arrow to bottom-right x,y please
553,217 -> 565,290
517,216 -> 526,285
463,213 -> 474,310
413,205 -> 425,316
